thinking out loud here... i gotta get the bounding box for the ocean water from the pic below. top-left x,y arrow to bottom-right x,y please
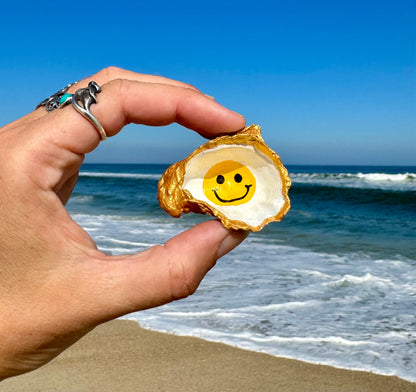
66,164 -> 416,381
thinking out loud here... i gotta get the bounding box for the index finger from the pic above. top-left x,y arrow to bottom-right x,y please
36,78 -> 246,154
1,67 -> 203,132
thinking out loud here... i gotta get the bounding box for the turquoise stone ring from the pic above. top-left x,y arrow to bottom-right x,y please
59,93 -> 72,107
36,82 -> 77,112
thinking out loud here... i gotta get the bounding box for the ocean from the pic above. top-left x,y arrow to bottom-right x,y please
66,164 -> 416,381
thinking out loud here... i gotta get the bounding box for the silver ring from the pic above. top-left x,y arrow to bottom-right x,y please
36,81 -> 107,141
71,82 -> 107,141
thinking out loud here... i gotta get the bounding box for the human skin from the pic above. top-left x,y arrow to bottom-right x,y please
0,67 -> 247,380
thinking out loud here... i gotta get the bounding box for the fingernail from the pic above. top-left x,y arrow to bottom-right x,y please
217,229 -> 249,259
204,94 -> 215,100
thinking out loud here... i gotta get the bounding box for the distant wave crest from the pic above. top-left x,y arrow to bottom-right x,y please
79,171 -> 161,180
290,171 -> 416,191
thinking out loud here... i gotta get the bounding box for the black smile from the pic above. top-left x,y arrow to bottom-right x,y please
213,185 -> 252,203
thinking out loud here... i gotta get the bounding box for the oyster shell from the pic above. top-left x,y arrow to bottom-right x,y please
157,124 -> 291,231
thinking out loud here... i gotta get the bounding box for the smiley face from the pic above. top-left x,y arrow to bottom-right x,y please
203,160 -> 256,206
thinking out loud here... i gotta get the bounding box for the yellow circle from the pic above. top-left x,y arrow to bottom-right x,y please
203,160 -> 256,206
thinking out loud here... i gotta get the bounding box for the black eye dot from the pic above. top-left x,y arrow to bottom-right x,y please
234,173 -> 243,183
216,175 -> 225,184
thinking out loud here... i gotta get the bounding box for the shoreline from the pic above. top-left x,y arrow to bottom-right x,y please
130,320 -> 414,382
1,319 -> 414,392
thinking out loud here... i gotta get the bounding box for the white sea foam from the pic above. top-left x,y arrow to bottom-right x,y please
326,273 -> 394,288
127,238 -> 416,382
102,238 -> 155,247
70,195 -> 94,203
159,301 -> 323,318
234,334 -> 379,347
357,172 -> 416,182
70,210 -> 416,382
290,171 -> 416,191
161,310 -> 218,317
379,331 -> 416,341
292,269 -> 332,279
127,317 -> 412,380
230,300 -> 323,313
97,246 -> 139,254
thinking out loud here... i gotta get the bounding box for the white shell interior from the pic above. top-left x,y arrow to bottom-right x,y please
182,144 -> 285,227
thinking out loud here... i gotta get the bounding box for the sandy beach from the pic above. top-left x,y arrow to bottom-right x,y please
0,319 -> 414,392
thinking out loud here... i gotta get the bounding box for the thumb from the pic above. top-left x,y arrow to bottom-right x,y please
89,220 -> 248,322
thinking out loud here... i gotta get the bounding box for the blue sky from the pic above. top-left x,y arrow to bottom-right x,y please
0,0 -> 414,165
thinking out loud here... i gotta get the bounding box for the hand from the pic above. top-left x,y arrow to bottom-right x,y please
0,67 -> 247,380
